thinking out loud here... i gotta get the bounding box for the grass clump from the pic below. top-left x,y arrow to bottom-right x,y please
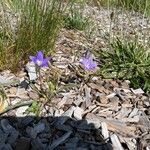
89,0 -> 150,16
64,1 -> 91,31
96,38 -> 150,92
0,0 -> 67,72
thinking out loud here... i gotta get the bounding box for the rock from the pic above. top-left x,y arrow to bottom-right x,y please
26,62 -> 37,81
0,75 -> 19,87
15,137 -> 31,150
20,80 -> 29,89
20,117 -> 34,127
110,134 -> 124,150
31,137 -> 47,150
73,106 -> 84,120
15,106 -> 29,117
7,130 -> 19,145
26,127 -> 37,139
33,122 -> 45,134
131,88 -> 144,94
1,119 -> 15,134
11,98 -> 21,105
0,129 -> 8,144
0,144 -> 13,150
101,122 -> 109,139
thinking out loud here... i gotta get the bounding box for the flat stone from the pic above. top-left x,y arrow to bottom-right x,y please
26,62 -> 37,81
73,106 -> 84,120
15,106 -> 29,117
131,88 -> 144,94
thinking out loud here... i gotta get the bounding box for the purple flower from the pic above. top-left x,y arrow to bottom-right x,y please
80,54 -> 97,71
30,51 -> 51,67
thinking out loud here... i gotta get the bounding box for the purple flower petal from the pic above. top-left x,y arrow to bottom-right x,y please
29,56 -> 37,63
29,51 -> 51,68
80,55 -> 97,71
41,58 -> 50,67
36,51 -> 44,61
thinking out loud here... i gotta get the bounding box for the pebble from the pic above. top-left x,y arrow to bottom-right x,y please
15,106 -> 29,117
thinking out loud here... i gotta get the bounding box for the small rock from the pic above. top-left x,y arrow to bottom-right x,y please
131,88 -> 144,94
31,137 -> 47,150
0,144 -> 13,150
20,117 -> 34,127
20,80 -> 29,89
26,62 -> 37,81
15,137 -> 31,150
7,130 -> 19,145
11,98 -> 21,105
73,106 -> 84,120
0,129 -> 8,144
15,106 -> 28,117
106,93 -> 116,98
26,127 -> 37,139
1,119 -> 15,134
33,123 -> 45,134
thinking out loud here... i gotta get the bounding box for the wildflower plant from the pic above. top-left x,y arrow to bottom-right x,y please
96,38 -> 150,92
30,51 -> 51,68
29,51 -> 60,108
79,52 -> 98,82
80,54 -> 97,71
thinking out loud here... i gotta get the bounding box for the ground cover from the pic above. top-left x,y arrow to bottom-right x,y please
0,0 -> 150,149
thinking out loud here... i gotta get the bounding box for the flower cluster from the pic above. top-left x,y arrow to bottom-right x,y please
79,54 -> 97,71
30,51 -> 51,67
30,51 -> 97,71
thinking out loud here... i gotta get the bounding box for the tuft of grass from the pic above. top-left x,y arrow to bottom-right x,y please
64,1 -> 91,31
116,0 -> 150,16
89,0 -> 150,16
0,0 -> 68,72
96,38 -> 150,92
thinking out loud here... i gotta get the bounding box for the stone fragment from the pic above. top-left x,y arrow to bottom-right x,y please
110,134 -> 124,150
101,122 -> 109,139
26,62 -> 37,81
73,106 -> 84,120
15,106 -> 29,117
131,88 -> 144,94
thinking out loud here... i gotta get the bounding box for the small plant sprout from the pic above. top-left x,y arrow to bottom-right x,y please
80,54 -> 98,71
30,51 -> 51,68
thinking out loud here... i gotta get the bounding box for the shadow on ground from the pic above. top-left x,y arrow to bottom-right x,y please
0,116 -> 113,150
